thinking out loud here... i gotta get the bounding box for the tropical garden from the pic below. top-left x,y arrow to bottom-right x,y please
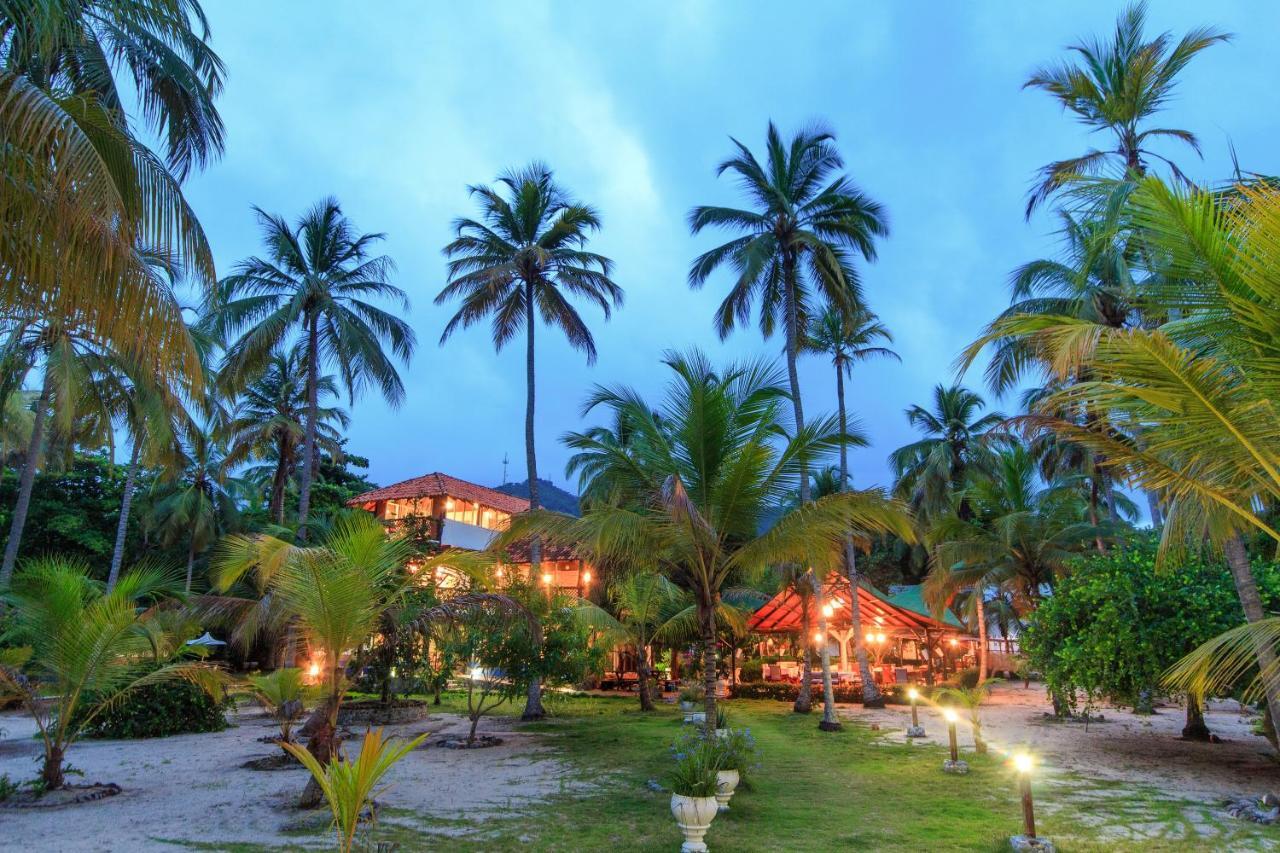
1,1 -> 1279,851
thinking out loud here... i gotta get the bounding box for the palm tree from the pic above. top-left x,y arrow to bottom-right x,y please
224,347 -> 348,526
926,446 -> 1115,679
207,199 -> 415,540
890,385 -> 1006,526
0,1 -> 220,385
982,178 -> 1280,748
145,420 -> 240,591
213,514 -> 508,807
805,306 -> 899,705
521,350 -> 915,733
689,121 -> 888,505
437,162 -> 622,720
0,557 -> 221,789
1023,1 -> 1229,216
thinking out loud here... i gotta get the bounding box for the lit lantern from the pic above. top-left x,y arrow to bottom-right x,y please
308,661 -> 321,679
542,573 -> 553,585
822,604 -> 834,618
865,631 -> 875,643
876,632 -> 886,644
949,638 -> 958,647
943,708 -> 959,762
813,631 -> 824,644
582,570 -> 592,584
907,687 -> 921,729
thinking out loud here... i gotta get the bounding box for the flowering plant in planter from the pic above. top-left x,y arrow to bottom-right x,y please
668,735 -> 720,797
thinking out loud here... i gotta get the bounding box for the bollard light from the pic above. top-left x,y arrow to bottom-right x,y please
943,708 -> 959,762
908,687 -> 920,728
1014,752 -> 1037,840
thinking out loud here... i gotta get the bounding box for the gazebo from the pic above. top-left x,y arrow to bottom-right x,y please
747,574 -> 974,686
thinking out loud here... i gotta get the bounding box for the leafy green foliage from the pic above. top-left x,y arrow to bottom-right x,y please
74,669 -> 231,739
667,734 -> 720,797
1023,541 -> 1280,711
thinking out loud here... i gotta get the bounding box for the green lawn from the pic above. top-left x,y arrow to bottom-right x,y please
366,693 -> 1275,852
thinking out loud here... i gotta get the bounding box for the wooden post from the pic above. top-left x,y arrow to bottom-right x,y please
1019,773 -> 1036,839
947,719 -> 959,762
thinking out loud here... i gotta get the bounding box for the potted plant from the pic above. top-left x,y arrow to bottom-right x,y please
668,737 -> 720,852
713,706 -> 730,737
710,728 -> 757,812
678,682 -> 704,712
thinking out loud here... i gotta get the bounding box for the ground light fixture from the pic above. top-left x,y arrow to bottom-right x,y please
941,708 -> 969,774
1010,753 -> 1055,852
906,687 -> 925,738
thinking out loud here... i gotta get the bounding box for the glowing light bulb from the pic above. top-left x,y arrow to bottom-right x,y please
542,573 -> 552,585
495,566 -> 504,577
943,708 -> 958,724
876,632 -> 886,644
308,662 -> 320,678
469,666 -> 483,681
908,688 -> 919,701
1014,753 -> 1034,774
814,631 -> 824,643
822,604 -> 834,618
582,571 -> 592,583
865,632 -> 874,643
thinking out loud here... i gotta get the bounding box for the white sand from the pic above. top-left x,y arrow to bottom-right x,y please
840,680 -> 1280,801
0,706 -> 579,851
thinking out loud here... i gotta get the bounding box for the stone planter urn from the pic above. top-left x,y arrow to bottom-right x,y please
714,769 -> 740,812
680,701 -> 695,712
670,793 -> 719,852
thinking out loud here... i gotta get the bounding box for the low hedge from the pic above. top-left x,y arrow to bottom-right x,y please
730,680 -> 909,705
77,675 -> 231,739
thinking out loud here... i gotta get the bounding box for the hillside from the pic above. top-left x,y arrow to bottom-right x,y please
492,478 -> 581,516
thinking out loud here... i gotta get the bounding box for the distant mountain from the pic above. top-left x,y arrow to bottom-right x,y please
492,478 -> 581,516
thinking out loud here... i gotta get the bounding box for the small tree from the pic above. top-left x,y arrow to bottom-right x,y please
936,679 -> 999,753
1022,541 -> 1274,737
248,668 -> 307,747
0,558 -> 221,789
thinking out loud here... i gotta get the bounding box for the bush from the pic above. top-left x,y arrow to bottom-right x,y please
77,676 -> 231,739
730,680 -> 910,704
739,658 -> 763,682
954,667 -> 981,689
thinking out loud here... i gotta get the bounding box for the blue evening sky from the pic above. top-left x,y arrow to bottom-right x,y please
180,2 -> 1278,496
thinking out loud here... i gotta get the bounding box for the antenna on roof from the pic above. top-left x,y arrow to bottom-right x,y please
501,452 -> 509,485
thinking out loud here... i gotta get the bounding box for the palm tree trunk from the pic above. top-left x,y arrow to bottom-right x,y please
185,535 -> 197,592
700,595 -> 718,735
638,635 -> 654,712
975,587 -> 988,681
1,370 -> 52,586
1224,534 -> 1280,752
41,745 -> 65,790
107,437 -> 142,592
794,583 -> 812,713
835,364 -> 883,706
296,314 -> 320,542
300,676 -> 343,808
1182,694 -> 1211,741
270,437 -> 290,526
783,256 -> 809,504
521,283 -> 546,722
815,579 -> 841,731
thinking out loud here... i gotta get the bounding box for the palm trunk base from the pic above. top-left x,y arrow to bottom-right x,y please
521,678 -> 546,721
1181,696 -> 1212,742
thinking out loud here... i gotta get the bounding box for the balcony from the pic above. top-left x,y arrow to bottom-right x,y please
380,514 -> 497,552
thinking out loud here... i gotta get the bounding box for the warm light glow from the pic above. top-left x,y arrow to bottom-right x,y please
469,666 -> 484,681
542,573 -> 553,585
1013,753 -> 1034,774
308,662 -> 320,678
874,615 -> 884,624
865,632 -> 875,643
908,688 -> 920,701
446,499 -> 455,509
495,566 -> 504,578
943,708 -> 958,723
949,638 -> 958,647
831,598 -> 842,608
813,631 -> 824,643
582,571 -> 592,583
875,632 -> 886,644
406,562 -> 419,574
822,604 -> 834,618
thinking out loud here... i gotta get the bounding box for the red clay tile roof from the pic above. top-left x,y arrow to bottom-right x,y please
505,539 -> 581,563
347,472 -> 530,515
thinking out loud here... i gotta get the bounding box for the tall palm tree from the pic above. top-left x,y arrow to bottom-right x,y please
145,420 -> 240,590
689,121 -> 888,505
805,306 -> 898,705
436,162 -> 622,720
890,384 -> 1006,526
207,199 -> 415,540
224,347 -> 348,526
980,178 -> 1280,748
1023,1 -> 1229,217
527,349 -> 915,733
0,0 -> 221,384
926,445 -> 1115,678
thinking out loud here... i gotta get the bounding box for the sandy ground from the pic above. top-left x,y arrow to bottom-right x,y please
840,680 -> 1280,801
0,706 -> 579,852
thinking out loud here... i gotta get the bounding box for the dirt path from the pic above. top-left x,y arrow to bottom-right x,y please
0,707 -> 576,852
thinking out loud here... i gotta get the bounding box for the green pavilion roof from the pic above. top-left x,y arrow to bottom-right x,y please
887,585 -> 964,629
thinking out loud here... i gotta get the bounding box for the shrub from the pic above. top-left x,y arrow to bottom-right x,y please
954,667 -> 981,689
678,682 -> 705,704
77,675 -> 231,739
730,680 -> 910,704
738,658 -> 763,682
667,735 -> 719,798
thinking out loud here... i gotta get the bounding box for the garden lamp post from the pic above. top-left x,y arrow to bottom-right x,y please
906,687 -> 925,737
1016,753 -> 1036,838
942,708 -> 968,774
